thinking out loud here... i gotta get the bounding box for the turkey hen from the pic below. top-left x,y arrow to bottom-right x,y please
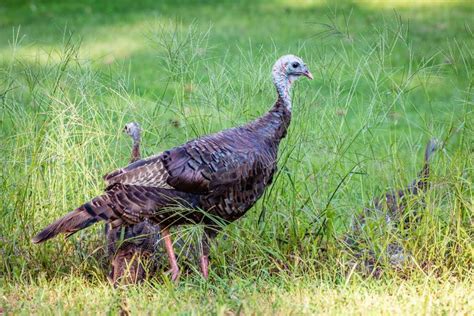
32,55 -> 313,280
345,138 -> 439,277
362,138 -> 439,226
105,122 -> 162,285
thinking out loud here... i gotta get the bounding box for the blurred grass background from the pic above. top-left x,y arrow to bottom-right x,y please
0,0 -> 472,314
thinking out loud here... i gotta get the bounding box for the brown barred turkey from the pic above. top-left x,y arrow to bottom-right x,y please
359,138 -> 439,229
32,55 -> 313,280
105,122 -> 162,285
345,138 -> 439,277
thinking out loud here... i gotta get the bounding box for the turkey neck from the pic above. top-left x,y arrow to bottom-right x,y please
258,66 -> 295,140
246,88 -> 292,142
130,141 -> 140,163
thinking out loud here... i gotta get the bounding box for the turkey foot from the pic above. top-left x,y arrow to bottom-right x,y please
162,227 -> 180,282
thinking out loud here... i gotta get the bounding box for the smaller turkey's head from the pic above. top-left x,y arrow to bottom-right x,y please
123,122 -> 141,143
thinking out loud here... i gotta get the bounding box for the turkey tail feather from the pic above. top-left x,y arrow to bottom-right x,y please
32,199 -> 113,244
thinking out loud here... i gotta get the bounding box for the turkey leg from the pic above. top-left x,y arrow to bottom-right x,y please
162,227 -> 180,281
200,254 -> 209,279
200,227 -> 218,279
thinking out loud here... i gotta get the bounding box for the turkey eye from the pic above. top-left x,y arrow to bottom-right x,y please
292,62 -> 299,68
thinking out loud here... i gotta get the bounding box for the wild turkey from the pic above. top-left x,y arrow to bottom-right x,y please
107,220 -> 161,285
363,138 -> 439,226
32,55 -> 313,280
345,138 -> 439,277
105,122 -> 162,285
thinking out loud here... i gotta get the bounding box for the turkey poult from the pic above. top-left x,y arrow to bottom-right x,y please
32,55 -> 313,280
105,122 -> 162,285
364,138 -> 439,224
346,138 -> 440,276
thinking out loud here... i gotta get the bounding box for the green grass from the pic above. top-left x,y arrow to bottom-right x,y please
0,0 -> 473,314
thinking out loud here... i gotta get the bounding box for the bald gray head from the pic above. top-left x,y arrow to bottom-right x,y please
123,122 -> 141,143
272,55 -> 312,109
425,138 -> 441,162
272,55 -> 313,81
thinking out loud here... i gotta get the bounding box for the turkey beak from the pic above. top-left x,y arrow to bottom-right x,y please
303,68 -> 313,80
